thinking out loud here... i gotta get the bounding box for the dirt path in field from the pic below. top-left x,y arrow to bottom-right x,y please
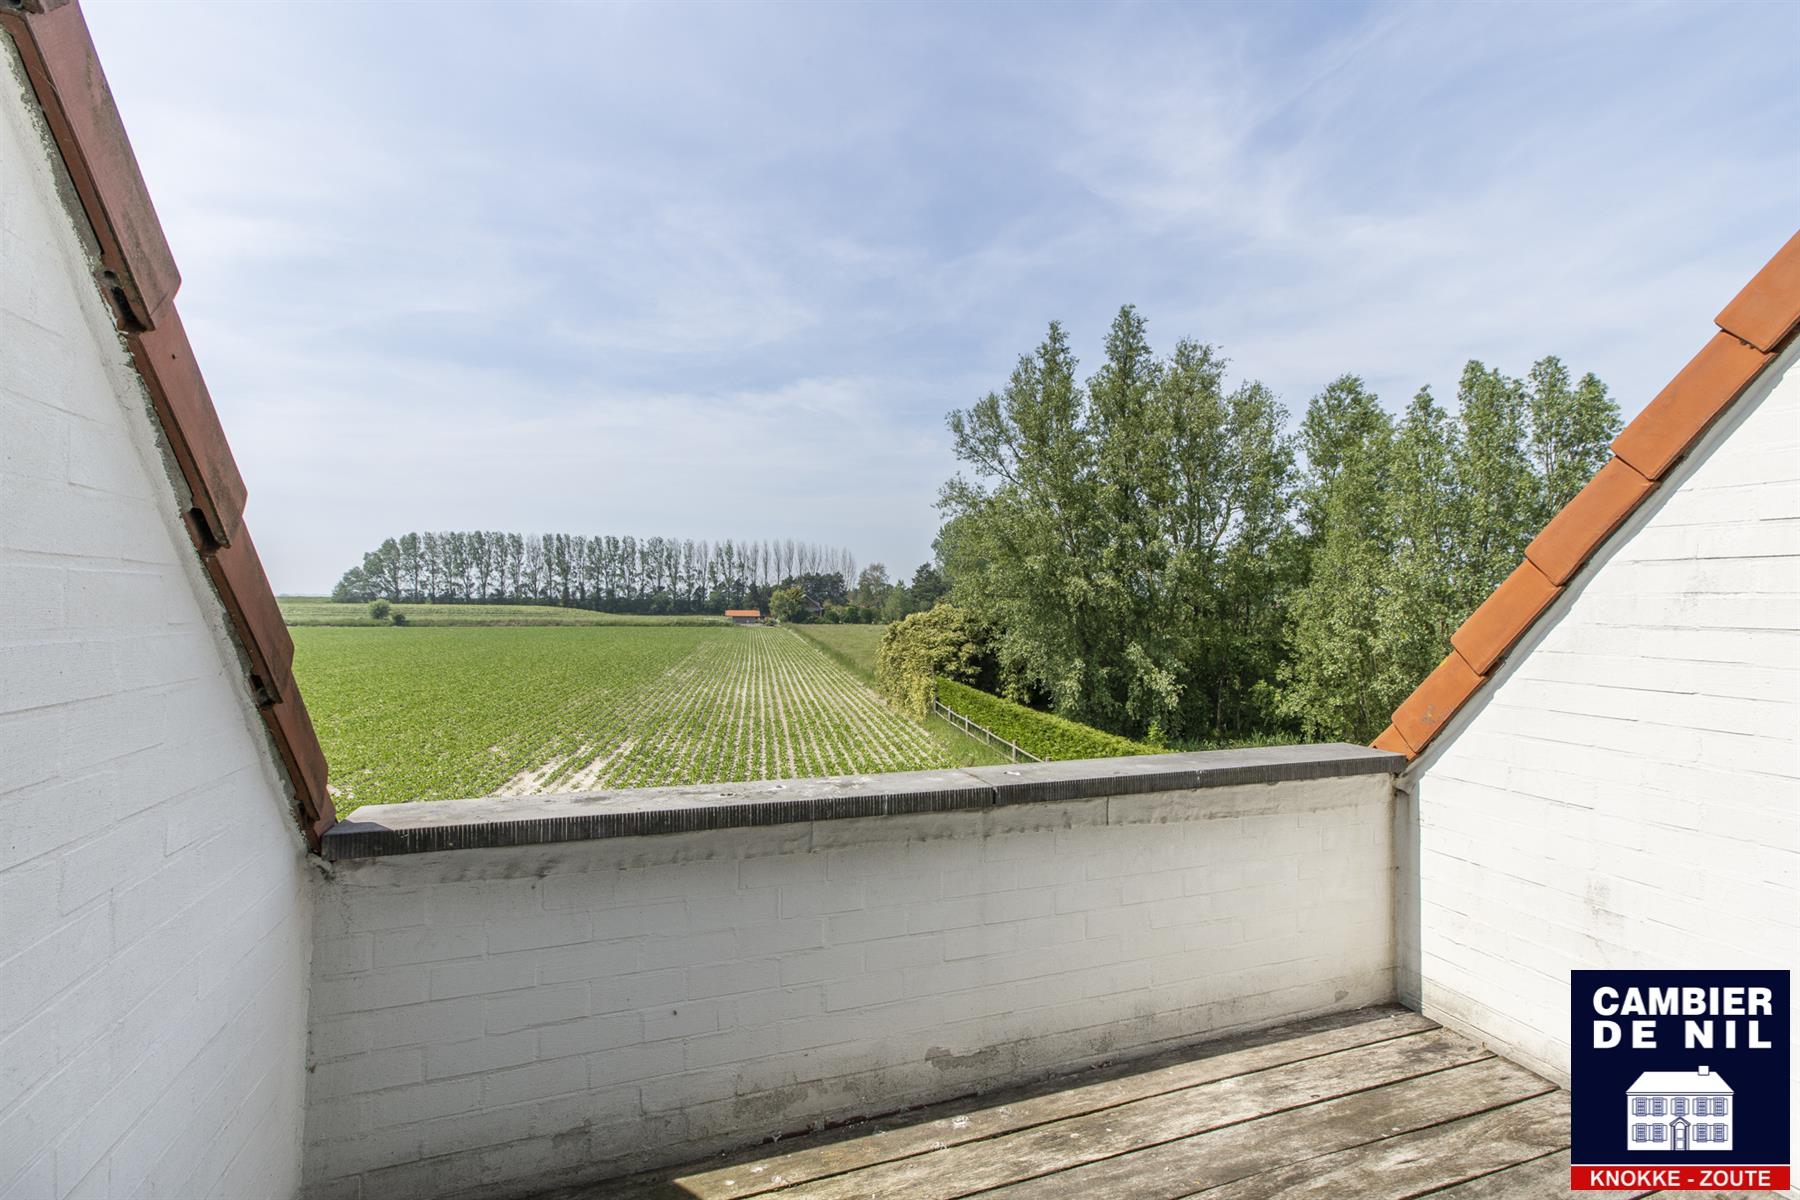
492,626 -> 948,797
559,739 -> 635,793
493,745 -> 589,797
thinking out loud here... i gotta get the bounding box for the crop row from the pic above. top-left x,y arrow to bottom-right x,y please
293,625 -> 951,812
520,628 -> 951,791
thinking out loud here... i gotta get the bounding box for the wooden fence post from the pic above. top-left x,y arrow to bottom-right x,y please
931,698 -> 1043,764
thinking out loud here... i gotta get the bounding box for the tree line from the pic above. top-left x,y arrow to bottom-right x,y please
333,534 -> 862,615
771,562 -> 951,624
932,306 -> 1620,746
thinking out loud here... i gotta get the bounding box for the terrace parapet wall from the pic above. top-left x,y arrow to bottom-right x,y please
303,745 -> 1402,1200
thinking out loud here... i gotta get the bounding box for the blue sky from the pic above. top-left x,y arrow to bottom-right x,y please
84,1 -> 1798,593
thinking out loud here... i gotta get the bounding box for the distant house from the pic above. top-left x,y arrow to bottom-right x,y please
725,609 -> 762,625
1626,1066 -> 1732,1151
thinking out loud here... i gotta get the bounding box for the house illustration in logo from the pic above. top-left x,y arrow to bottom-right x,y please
1626,1065 -> 1733,1151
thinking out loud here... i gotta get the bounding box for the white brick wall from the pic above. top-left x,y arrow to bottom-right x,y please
304,775 -> 1393,1200
1402,341 -> 1799,1122
1,46 -> 312,1200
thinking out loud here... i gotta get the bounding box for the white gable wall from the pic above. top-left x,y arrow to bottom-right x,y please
1400,338 -> 1799,1129
0,48 -> 313,1200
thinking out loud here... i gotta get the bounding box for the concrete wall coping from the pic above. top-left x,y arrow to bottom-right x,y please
319,744 -> 1403,860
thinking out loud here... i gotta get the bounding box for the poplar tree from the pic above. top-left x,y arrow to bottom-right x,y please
1279,376 -> 1392,741
1376,387 -> 1463,707
1526,356 -> 1621,519
1453,361 -> 1536,610
940,309 -> 1295,743
331,531 -> 858,614
940,319 -> 1101,723
929,311 -> 1622,749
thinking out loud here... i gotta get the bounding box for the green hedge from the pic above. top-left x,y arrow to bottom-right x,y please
934,679 -> 1157,762
875,604 -> 989,717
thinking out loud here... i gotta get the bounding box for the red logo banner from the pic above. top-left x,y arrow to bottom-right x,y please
1571,1165 -> 1790,1191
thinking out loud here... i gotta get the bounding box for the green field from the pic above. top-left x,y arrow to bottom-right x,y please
790,624 -> 1012,767
788,622 -> 885,676
295,624 -> 958,812
279,596 -> 726,627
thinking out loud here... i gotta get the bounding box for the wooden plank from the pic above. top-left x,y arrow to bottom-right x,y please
1183,1092 -> 1570,1199
1422,1151 -> 1574,1197
648,1008 -> 1438,1199
1424,1151 -> 1652,1199
967,1057 -> 1556,1200
765,1027 -> 1492,1200
1414,1150 -> 1745,1200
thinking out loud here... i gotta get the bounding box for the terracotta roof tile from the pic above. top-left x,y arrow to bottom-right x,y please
1525,457 -> 1655,585
1716,230 -> 1800,353
1372,725 -> 1412,758
263,681 -> 332,830
1450,559 -> 1563,676
201,527 -> 296,701
131,309 -> 247,548
4,4 -> 331,847
1612,332 -> 1770,481
1391,651 -> 1486,755
1378,229 -> 1799,762
0,2 -> 179,329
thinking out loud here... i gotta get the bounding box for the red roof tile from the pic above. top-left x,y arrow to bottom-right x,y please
200,526 -> 296,701
1612,332 -> 1769,481
1449,559 -> 1563,677
4,3 -> 332,846
1391,652 -> 1487,755
1525,457 -> 1654,586
1716,230 -> 1800,353
132,309 -> 247,548
1,0 -> 179,330
1372,725 -> 1410,756
1379,230 -> 1800,761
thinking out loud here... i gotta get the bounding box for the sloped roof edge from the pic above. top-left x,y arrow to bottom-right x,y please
1374,228 -> 1800,762
2,1 -> 334,848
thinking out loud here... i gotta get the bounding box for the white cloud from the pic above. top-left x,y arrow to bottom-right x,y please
79,0 -> 1800,590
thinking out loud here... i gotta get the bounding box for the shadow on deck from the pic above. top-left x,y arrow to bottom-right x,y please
533,1005 -> 1728,1199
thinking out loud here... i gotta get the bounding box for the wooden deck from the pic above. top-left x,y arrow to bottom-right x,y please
555,1006 -> 1724,1199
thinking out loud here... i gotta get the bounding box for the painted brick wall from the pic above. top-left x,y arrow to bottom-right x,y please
1402,342 -> 1799,1104
0,47 -> 313,1200
303,775 -> 1393,1200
